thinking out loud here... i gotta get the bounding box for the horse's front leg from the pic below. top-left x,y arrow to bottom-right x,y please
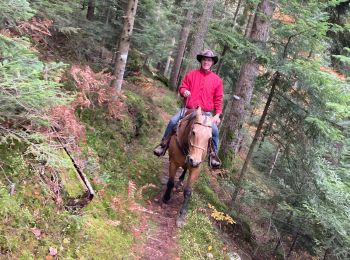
176,168 -> 200,228
162,161 -> 178,203
175,166 -> 187,191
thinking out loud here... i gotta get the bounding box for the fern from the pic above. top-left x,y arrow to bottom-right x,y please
0,0 -> 34,27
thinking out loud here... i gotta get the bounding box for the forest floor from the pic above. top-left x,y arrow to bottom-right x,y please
132,158 -> 253,260
131,159 -> 182,259
129,93 -> 181,259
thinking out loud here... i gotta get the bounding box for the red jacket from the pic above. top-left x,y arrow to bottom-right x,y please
179,69 -> 223,114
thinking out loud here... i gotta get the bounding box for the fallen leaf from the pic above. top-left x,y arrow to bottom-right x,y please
49,247 -> 57,256
31,227 -> 41,238
107,220 -> 121,226
208,245 -> 213,251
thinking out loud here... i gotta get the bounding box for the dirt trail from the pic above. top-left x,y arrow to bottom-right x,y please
132,157 -> 184,260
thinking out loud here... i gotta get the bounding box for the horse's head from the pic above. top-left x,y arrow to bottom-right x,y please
186,107 -> 213,168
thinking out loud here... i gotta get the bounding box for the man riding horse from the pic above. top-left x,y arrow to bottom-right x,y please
154,49 -> 223,168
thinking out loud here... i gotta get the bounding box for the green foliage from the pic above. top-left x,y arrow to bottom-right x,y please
304,116 -> 343,141
29,0 -> 78,27
0,0 -> 34,27
133,0 -> 179,63
0,34 -> 70,124
252,140 -> 276,172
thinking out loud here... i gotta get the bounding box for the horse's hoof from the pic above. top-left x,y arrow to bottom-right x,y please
160,201 -> 166,209
175,181 -> 183,191
176,215 -> 186,228
162,196 -> 170,204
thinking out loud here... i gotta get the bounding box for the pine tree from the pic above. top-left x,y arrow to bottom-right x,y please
110,0 -> 139,91
219,0 -> 278,167
169,0 -> 197,89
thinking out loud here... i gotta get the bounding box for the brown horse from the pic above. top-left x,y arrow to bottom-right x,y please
162,107 -> 214,227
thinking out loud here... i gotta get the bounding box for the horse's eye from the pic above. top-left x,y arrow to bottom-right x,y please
192,131 -> 195,136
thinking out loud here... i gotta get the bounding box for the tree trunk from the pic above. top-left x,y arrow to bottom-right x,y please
164,37 -> 176,78
269,144 -> 281,176
244,10 -> 256,37
231,73 -> 280,202
216,0 -> 242,75
184,0 -> 216,72
105,5 -> 111,25
287,233 -> 299,257
169,0 -> 197,89
232,0 -> 242,26
323,248 -> 330,260
86,0 -> 96,20
216,44 -> 229,75
110,0 -> 139,92
219,0 -> 277,168
274,238 -> 282,255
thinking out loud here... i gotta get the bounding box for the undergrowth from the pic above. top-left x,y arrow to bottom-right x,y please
178,173 -> 237,260
179,193 -> 228,259
0,79 -> 170,258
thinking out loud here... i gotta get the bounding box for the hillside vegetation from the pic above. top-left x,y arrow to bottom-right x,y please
1,0 -> 349,259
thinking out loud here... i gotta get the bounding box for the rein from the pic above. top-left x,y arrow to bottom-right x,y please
179,96 -> 190,120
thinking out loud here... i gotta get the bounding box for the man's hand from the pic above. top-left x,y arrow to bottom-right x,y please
183,90 -> 191,98
213,114 -> 221,125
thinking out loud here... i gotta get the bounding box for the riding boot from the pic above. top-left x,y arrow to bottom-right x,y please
208,142 -> 221,168
209,152 -> 221,168
153,137 -> 170,157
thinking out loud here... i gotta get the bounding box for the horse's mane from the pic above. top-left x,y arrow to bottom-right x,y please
175,111 -> 197,155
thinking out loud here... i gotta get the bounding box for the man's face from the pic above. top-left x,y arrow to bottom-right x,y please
201,57 -> 214,71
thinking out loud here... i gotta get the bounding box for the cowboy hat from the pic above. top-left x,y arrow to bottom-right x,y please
196,49 -> 218,65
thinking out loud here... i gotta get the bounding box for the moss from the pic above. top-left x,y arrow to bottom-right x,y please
153,72 -> 169,87
152,93 -> 180,115
58,150 -> 86,198
79,217 -> 133,259
0,187 -> 35,253
195,173 -> 228,212
219,149 -> 235,169
124,90 -> 151,138
126,49 -> 144,73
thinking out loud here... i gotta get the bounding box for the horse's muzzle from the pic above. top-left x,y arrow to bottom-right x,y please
186,155 -> 201,168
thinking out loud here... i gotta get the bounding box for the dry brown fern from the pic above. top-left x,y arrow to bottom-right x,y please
70,65 -> 126,119
17,17 -> 52,46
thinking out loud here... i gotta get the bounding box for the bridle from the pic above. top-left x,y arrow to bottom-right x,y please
176,111 -> 212,160
188,119 -> 212,153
